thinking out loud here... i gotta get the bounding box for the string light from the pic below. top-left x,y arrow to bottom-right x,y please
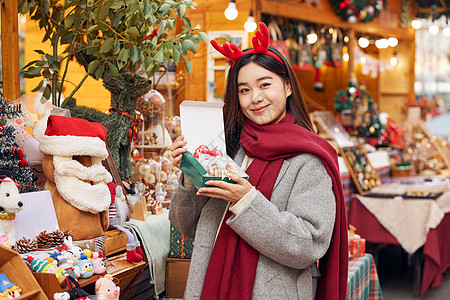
411,19 -> 422,29
358,37 -> 369,48
428,24 -> 439,35
388,37 -> 398,47
224,0 -> 238,20
343,53 -> 349,62
307,31 -> 318,44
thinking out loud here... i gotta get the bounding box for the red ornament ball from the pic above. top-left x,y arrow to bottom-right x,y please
19,159 -> 27,168
17,149 -> 25,159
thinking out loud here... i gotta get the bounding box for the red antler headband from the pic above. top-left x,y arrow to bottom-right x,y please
210,22 -> 284,67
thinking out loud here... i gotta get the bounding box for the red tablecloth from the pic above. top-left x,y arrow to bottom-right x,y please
349,197 -> 450,297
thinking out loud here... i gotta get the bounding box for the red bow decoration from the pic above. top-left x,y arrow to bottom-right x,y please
210,22 -> 284,66
193,145 -> 223,159
109,108 -> 143,142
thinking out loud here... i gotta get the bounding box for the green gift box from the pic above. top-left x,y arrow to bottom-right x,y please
169,222 -> 194,259
180,101 -> 248,190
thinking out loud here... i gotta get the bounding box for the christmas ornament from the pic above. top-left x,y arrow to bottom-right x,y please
132,148 -> 140,157
330,0 -> 386,23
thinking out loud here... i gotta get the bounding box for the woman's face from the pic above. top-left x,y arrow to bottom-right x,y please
237,63 -> 291,125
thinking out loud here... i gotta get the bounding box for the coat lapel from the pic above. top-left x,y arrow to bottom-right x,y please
274,160 -> 290,189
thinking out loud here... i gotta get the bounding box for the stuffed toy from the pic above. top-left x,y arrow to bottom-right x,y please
58,258 -> 80,279
0,273 -> 21,300
90,251 -> 107,274
95,275 -> 120,300
33,115 -> 113,248
27,257 -> 65,284
107,182 -> 143,263
77,259 -> 94,279
0,176 -> 24,245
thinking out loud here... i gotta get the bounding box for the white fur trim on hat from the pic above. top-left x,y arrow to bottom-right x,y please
34,116 -> 109,159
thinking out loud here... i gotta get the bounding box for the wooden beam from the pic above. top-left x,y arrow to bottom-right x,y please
1,0 -> 21,101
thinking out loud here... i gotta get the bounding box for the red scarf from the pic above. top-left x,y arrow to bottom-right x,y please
201,113 -> 348,300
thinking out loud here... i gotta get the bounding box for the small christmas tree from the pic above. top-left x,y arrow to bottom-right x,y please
0,97 -> 41,193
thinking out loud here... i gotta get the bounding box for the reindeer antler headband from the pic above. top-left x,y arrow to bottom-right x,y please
210,22 -> 284,68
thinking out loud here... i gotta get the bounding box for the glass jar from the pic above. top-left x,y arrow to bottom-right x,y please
136,89 -> 166,146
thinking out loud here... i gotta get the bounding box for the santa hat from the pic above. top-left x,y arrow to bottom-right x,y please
34,115 -> 108,159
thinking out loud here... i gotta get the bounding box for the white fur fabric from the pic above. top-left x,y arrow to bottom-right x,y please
53,156 -> 112,213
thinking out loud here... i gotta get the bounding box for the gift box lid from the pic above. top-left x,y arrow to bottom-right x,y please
180,101 -> 226,154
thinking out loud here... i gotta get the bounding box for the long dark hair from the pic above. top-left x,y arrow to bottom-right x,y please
223,46 -> 313,158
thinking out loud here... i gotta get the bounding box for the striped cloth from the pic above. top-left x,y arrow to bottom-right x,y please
346,253 -> 383,300
340,173 -> 354,203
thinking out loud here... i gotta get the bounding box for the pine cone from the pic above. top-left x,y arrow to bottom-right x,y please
61,228 -> 74,239
50,229 -> 65,247
14,237 -> 38,254
36,230 -> 53,249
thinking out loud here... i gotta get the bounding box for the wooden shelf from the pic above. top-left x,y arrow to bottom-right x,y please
0,246 -> 48,300
33,252 -> 147,299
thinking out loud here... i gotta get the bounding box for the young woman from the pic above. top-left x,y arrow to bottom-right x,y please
169,23 -> 348,300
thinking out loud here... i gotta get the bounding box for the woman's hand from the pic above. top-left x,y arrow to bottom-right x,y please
196,173 -> 253,205
169,135 -> 187,169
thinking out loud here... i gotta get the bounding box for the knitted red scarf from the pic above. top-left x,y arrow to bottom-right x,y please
201,113 -> 348,300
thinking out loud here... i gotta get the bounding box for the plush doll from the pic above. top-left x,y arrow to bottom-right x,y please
77,259 -> 94,279
82,249 -> 93,260
33,115 -> 112,249
90,251 -> 107,274
58,258 -> 80,279
107,182 -> 143,263
0,176 -> 24,245
27,257 -> 65,284
0,273 -> 21,300
95,275 -> 120,300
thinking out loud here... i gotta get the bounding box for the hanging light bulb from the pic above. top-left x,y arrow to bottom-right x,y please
411,19 -> 422,29
358,37 -> 370,48
343,53 -> 349,62
307,31 -> 318,44
390,53 -> 398,66
443,27 -> 450,37
224,0 -> 238,20
388,37 -> 398,47
429,24 -> 439,35
244,9 -> 257,32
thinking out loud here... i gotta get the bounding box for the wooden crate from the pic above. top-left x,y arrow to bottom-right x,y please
0,246 -> 48,300
165,258 -> 191,298
104,229 -> 129,257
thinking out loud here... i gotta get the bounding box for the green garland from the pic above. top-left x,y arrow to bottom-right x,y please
330,0 -> 387,23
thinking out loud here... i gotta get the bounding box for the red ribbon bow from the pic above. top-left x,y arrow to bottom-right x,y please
193,145 -> 223,159
109,108 -> 142,142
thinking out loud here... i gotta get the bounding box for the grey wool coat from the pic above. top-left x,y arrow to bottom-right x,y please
169,148 -> 336,300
